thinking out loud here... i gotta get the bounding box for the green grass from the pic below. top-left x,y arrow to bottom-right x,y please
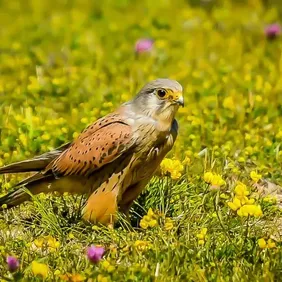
1,0 -> 282,281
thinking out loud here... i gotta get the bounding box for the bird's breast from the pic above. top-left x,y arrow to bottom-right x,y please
129,125 -> 177,181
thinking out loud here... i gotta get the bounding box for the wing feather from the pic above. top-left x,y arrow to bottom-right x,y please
46,113 -> 134,177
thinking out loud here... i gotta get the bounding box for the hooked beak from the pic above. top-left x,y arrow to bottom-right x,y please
175,95 -> 184,107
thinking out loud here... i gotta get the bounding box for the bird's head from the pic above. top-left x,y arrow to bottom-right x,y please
132,78 -> 184,129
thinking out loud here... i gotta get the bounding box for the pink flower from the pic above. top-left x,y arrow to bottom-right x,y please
264,24 -> 281,39
6,256 -> 19,272
86,245 -> 105,263
135,38 -> 153,53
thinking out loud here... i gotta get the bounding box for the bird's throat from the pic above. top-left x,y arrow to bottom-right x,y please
153,107 -> 177,132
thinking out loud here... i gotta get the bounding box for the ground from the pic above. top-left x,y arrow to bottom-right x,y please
1,0 -> 282,281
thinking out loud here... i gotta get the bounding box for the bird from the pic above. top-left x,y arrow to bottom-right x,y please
0,78 -> 184,225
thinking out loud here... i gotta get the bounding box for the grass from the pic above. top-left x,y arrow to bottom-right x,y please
1,0 -> 282,281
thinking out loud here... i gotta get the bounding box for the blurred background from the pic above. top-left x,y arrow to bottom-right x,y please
0,0 -> 282,181
2,2 -> 282,279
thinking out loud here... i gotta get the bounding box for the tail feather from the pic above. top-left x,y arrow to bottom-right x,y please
0,189 -> 27,209
0,142 -> 70,174
0,175 -> 90,211
0,143 -> 71,211
15,172 -> 53,187
0,158 -> 51,174
0,173 -> 54,210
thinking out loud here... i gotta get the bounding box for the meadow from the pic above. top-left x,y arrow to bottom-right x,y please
1,0 -> 282,281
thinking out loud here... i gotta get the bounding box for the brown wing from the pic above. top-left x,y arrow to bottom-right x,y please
45,113 -> 133,176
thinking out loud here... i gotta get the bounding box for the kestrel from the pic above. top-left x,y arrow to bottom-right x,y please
0,78 -> 184,225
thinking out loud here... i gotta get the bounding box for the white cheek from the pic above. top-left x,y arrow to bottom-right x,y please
147,95 -> 163,112
147,95 -> 158,108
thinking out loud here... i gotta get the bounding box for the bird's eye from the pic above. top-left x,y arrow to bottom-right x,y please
157,89 -> 167,98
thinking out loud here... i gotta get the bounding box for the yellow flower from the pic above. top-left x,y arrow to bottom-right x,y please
73,132 -> 79,139
80,117 -> 88,124
139,208 -> 158,229
19,133 -> 27,146
147,208 -> 155,217
33,238 -> 44,248
244,197 -> 255,205
41,133 -> 51,141
3,152 -> 10,159
164,218 -> 174,230
267,239 -> 276,249
276,130 -> 282,140
182,156 -> 191,165
237,207 -> 247,217
234,182 -> 249,197
103,102 -> 113,108
258,238 -> 276,249
204,172 -> 213,183
223,96 -> 236,110
60,273 -> 86,281
121,93 -> 130,101
33,235 -> 60,251
238,157 -> 245,163
101,260 -> 115,273
201,228 -> 207,236
101,260 -> 110,269
68,233 -> 75,239
229,181 -> 262,216
196,228 -> 208,244
252,205 -> 263,217
267,239 -> 276,248
237,204 -> 263,217
134,240 -> 151,251
160,158 -> 184,180
227,197 -> 242,211
28,76 -> 41,92
61,127 -> 68,133
203,172 -> 225,187
54,269 -> 61,276
3,183 -> 11,190
250,171 -> 262,182
31,261 -> 49,278
97,275 -> 109,282
46,235 -> 60,249
211,174 -> 226,187
139,219 -> 149,229
198,239 -> 205,245
143,215 -> 151,222
148,219 -> 157,227
196,233 -> 204,240
258,238 -> 267,249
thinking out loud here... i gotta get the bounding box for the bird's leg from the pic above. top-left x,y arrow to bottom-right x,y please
82,186 -> 119,225
119,178 -> 150,224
